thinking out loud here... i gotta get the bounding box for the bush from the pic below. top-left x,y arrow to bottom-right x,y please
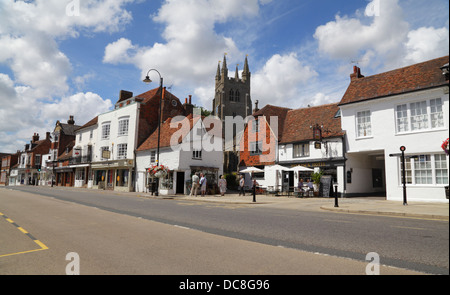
311,170 -> 323,185
225,173 -> 238,190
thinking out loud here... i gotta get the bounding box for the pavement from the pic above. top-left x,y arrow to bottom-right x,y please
148,192 -> 449,221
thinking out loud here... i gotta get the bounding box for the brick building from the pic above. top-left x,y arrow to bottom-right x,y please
47,116 -> 81,186
16,132 -> 51,185
1,152 -> 19,186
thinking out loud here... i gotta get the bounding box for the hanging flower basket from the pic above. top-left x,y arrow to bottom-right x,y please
442,138 -> 449,155
148,165 -> 169,178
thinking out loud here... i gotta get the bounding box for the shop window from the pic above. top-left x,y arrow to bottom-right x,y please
116,169 -> 129,187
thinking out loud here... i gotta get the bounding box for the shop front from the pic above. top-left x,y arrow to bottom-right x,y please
279,157 -> 346,194
91,159 -> 134,192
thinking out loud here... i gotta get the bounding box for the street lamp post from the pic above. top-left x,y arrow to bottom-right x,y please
143,69 -> 163,196
389,146 -> 417,206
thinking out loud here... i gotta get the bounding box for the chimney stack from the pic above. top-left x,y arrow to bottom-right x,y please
68,115 -> 75,125
119,90 -> 133,103
183,95 -> 194,116
32,133 -> 40,143
350,66 -> 364,81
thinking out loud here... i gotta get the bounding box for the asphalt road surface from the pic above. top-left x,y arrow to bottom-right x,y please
1,186 -> 448,275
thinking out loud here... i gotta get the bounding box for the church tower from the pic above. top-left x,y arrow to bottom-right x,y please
212,55 -> 252,121
212,55 -> 252,173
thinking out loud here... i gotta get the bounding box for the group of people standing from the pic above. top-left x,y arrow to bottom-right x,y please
189,173 -> 228,197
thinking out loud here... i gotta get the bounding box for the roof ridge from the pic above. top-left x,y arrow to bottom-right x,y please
355,55 -> 449,80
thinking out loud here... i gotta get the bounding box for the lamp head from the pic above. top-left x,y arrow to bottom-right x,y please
143,76 -> 152,84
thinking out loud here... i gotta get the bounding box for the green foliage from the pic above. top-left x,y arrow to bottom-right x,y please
311,170 -> 323,185
225,173 -> 238,190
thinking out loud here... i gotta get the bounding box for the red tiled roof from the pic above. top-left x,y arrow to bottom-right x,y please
136,88 -> 160,103
339,56 -> 449,106
76,116 -> 98,131
136,115 -> 221,151
280,103 -> 344,144
252,104 -> 291,140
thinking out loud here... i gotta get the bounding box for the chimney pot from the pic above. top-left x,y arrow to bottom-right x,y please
68,115 -> 75,125
189,95 -> 192,104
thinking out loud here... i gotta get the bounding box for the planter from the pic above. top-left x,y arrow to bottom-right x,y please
313,183 -> 319,192
154,171 -> 167,178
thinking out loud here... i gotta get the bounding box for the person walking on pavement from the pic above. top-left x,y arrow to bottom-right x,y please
190,172 -> 199,197
239,175 -> 245,196
200,173 -> 207,197
218,175 -> 227,196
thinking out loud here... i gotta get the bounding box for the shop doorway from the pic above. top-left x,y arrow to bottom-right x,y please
176,172 -> 185,194
106,169 -> 114,190
282,171 -> 294,192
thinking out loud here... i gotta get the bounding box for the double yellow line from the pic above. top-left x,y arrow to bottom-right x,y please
0,212 -> 49,258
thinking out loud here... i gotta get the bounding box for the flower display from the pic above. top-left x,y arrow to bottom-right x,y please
148,164 -> 170,178
442,138 -> 449,155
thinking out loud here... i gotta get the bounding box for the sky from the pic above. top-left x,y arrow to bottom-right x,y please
0,0 -> 448,153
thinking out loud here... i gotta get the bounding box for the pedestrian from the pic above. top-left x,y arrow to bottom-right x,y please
190,172 -> 199,197
218,175 -> 227,196
239,175 -> 245,196
298,178 -> 305,197
200,173 -> 207,197
306,179 -> 313,196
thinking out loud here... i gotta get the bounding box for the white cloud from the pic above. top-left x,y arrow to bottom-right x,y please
40,92 -> 113,126
103,38 -> 136,64
313,0 -> 449,71
314,0 -> 409,69
405,26 -> 450,64
103,0 -> 270,106
252,53 -> 318,108
0,0 -> 134,38
0,0 -> 135,152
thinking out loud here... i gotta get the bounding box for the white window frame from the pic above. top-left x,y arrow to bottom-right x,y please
293,143 -> 310,158
430,98 -> 444,129
118,117 -> 129,136
101,122 -> 111,140
396,104 -> 409,133
410,101 -> 429,131
356,110 -> 372,138
150,151 -> 156,164
117,144 -> 127,159
399,153 -> 448,186
396,98 -> 445,134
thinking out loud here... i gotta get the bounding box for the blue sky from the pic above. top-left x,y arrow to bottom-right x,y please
0,0 -> 449,153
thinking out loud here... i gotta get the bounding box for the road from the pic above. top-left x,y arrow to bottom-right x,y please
0,186 -> 448,275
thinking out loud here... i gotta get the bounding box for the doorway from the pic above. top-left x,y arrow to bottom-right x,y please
106,169 -> 114,190
282,171 -> 294,192
176,172 -> 185,194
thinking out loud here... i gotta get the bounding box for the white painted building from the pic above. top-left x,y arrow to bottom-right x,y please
72,116 -> 98,188
339,57 -> 449,202
74,88 -> 193,192
135,114 -> 223,195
